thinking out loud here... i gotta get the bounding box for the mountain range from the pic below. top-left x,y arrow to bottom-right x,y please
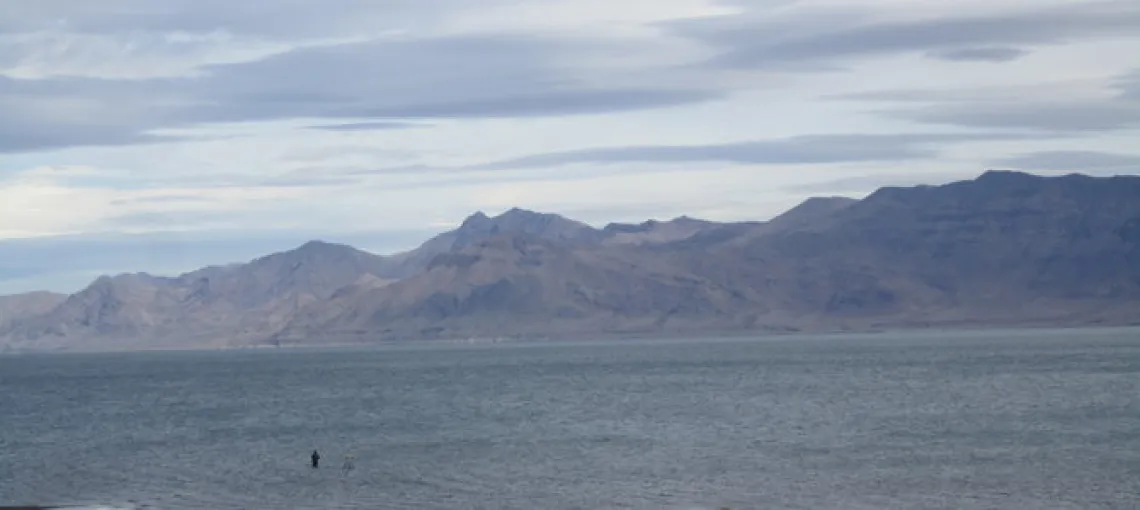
2,170 -> 1138,352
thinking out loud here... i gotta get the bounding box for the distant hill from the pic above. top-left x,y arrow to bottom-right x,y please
0,291 -> 66,333
0,241 -> 394,350
2,170 -> 1138,352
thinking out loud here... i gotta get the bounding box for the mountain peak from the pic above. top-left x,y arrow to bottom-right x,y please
494,207 -> 550,221
460,211 -> 491,228
444,207 -> 599,249
458,207 -> 579,231
282,240 -> 363,258
976,169 -> 1041,183
297,239 -> 338,250
90,272 -> 165,286
249,240 -> 375,268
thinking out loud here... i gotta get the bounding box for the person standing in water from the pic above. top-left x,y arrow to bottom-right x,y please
311,450 -> 321,468
342,453 -> 355,475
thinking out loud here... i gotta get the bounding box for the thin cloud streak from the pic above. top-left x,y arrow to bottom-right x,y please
472,133 -> 1063,169
679,0 -> 1140,68
306,121 -> 429,131
927,47 -> 1029,62
993,150 -> 1140,173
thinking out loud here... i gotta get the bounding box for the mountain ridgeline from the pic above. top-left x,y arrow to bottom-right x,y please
2,171 -> 1139,351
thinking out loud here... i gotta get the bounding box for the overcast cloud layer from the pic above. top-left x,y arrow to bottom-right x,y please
1,0 -> 1139,293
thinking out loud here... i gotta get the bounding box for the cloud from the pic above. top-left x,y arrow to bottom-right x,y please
347,89 -> 723,119
306,121 -> 428,131
0,164 -> 316,237
474,132 -> 1050,169
181,34 -> 724,120
0,0 -> 460,39
676,1 -> 1140,69
824,82 -> 1098,104
926,47 -> 1029,62
826,67 -> 1140,133
5,1 -> 1135,155
992,150 -> 1140,173
1119,70 -> 1140,100
891,100 -> 1140,132
0,167 -> 122,237
0,32 -> 724,153
0,76 -> 188,153
102,210 -> 248,231
0,30 -> 331,80
108,193 -> 217,206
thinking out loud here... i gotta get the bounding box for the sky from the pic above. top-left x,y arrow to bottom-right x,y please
1,0 -> 1139,294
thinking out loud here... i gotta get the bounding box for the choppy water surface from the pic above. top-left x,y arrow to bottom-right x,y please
2,329 -> 1139,509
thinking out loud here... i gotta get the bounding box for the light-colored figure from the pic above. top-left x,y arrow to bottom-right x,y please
342,453 -> 355,475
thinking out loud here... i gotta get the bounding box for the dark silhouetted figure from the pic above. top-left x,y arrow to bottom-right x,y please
311,450 -> 321,468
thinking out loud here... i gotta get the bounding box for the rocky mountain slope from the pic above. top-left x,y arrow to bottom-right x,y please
0,241 -> 393,350
1,170 -> 1138,351
370,207 -> 604,279
0,291 -> 66,334
271,234 -> 758,344
679,171 -> 1140,329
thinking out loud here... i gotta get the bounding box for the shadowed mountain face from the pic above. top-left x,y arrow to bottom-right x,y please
2,171 -> 1139,351
693,171 -> 1140,326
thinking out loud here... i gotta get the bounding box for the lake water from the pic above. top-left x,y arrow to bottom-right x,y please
2,329 -> 1139,509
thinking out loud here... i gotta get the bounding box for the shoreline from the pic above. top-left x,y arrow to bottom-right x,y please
2,322 -> 1138,357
